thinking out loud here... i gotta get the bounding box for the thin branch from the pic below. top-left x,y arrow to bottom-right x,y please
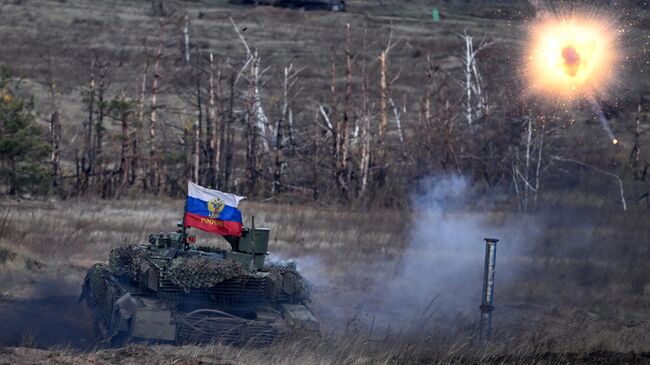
551,156 -> 627,211
318,105 -> 334,133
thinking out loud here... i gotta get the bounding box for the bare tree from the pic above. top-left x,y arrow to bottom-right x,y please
45,76 -> 61,192
94,59 -> 109,182
358,29 -> 371,198
552,155 -> 627,211
223,72 -> 235,190
132,45 -> 149,186
512,117 -> 535,210
272,63 -> 301,195
147,25 -> 164,194
511,116 -> 557,211
82,57 -> 96,190
245,54 -> 265,195
459,32 -> 493,125
49,110 -> 61,191
229,17 -> 272,194
376,31 -> 397,187
183,13 -> 190,65
329,61 -> 343,196
207,53 -> 220,189
340,23 -> 352,192
193,77 -> 202,184
631,103 -> 643,179
107,91 -> 135,194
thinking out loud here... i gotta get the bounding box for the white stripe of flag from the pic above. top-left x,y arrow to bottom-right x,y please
187,181 -> 245,208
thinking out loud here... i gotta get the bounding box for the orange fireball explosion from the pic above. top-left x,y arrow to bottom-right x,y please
525,13 -> 619,99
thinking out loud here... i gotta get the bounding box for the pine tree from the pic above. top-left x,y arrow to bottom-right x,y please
0,67 -> 51,195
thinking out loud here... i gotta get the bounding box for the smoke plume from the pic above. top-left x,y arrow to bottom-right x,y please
300,176 -> 541,334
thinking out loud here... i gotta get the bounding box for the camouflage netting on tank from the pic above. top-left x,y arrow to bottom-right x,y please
167,256 -> 247,290
265,262 -> 310,301
109,245 -> 152,280
81,264 -> 122,324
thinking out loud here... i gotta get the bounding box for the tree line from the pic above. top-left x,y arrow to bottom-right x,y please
0,13 -> 646,211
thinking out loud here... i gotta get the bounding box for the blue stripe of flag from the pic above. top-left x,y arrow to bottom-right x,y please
186,196 -> 243,223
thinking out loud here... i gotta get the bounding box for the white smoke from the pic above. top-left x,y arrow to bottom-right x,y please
288,175 -> 541,335
361,176 -> 539,331
379,176 -> 486,318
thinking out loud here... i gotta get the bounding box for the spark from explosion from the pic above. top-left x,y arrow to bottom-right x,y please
525,11 -> 622,144
588,97 -> 617,144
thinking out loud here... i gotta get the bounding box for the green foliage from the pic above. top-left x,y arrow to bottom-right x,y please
107,97 -> 134,117
0,66 -> 51,195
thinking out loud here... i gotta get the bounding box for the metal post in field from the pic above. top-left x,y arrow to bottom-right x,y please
250,216 -> 256,271
479,237 -> 499,343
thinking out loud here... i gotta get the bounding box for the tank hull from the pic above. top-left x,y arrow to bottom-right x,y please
80,263 -> 318,346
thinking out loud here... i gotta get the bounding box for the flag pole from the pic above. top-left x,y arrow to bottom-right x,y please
181,182 -> 189,247
250,215 -> 256,271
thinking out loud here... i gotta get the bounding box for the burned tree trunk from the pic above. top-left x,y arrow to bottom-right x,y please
49,110 -> 61,191
193,77 -> 202,184
312,109 -> 321,201
95,60 -> 108,184
358,29 -> 370,198
244,50 -> 270,195
272,115 -> 284,195
223,72 -> 235,190
272,71 -> 286,195
132,48 -> 149,186
272,68 -> 286,195
329,61 -> 349,199
376,49 -> 389,186
272,64 -> 298,196
330,61 -> 338,176
339,23 -> 352,196
206,53 -> 217,188
211,60 -> 223,189
147,34 -> 163,194
119,94 -> 131,186
459,32 -> 492,125
229,18 -> 270,195
184,120 -> 191,183
246,58 -> 260,195
183,13 -> 191,65
632,104 -> 642,179
246,110 -> 259,195
82,58 -> 96,190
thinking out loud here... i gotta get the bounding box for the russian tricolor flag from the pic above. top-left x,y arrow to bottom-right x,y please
184,181 -> 245,237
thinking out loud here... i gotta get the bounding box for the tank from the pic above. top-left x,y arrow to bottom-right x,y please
79,224 -> 318,346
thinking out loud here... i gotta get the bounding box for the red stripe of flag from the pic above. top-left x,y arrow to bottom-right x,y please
184,212 -> 243,237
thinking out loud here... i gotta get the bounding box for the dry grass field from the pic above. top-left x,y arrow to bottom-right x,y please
0,177 -> 648,363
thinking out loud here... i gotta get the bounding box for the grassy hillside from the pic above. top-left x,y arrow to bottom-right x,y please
1,0 -> 646,158
0,0 -> 528,125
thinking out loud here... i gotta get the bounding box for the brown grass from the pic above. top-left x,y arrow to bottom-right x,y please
0,197 -> 648,363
